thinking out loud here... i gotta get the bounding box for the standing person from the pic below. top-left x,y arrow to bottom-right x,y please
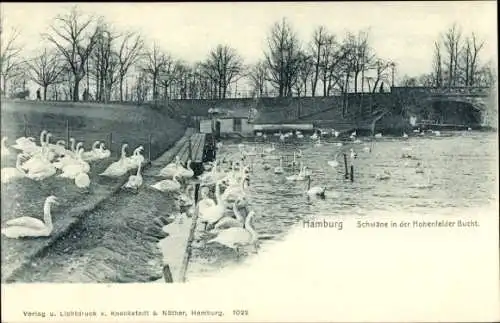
36,88 -> 41,100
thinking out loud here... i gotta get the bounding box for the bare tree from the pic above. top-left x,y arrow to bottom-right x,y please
310,25 -> 328,96
442,23 -> 462,86
432,41 -> 443,87
45,6 -> 99,101
248,60 -> 268,97
264,18 -> 303,97
467,33 -> 485,86
370,59 -> 390,93
294,52 -> 314,97
117,32 -> 143,101
142,43 -> 168,100
0,19 -> 23,96
202,44 -> 244,99
27,49 -> 64,100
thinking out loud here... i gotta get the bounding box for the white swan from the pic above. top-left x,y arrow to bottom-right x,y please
25,160 -> 56,181
327,153 -> 340,168
1,196 -> 58,238
11,136 -> 36,152
1,153 -> 27,184
375,133 -> 383,138
263,143 -> 275,154
198,186 -> 216,210
306,176 -> 326,198
52,142 -> 83,169
403,132 -> 409,138
158,155 -> 181,178
20,131 -> 49,170
99,144 -> 130,177
199,180 -> 226,229
95,143 -> 111,159
286,166 -> 307,181
1,136 -> 11,158
74,172 -> 90,189
151,173 -> 181,192
177,184 -> 194,207
59,148 -> 90,179
274,157 -> 284,174
375,170 -> 391,181
125,146 -> 145,170
207,210 -> 258,253
350,148 -> 357,159
177,159 -> 194,178
221,174 -> 248,202
18,130 -> 46,155
122,158 -> 143,191
81,141 -> 101,161
211,198 -> 245,232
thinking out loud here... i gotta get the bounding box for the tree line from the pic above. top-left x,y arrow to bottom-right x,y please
0,6 -> 494,103
401,23 -> 494,88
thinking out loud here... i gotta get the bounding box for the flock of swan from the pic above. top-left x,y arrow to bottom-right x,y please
0,129 -> 146,238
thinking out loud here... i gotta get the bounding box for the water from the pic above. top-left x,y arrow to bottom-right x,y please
187,131 -> 497,281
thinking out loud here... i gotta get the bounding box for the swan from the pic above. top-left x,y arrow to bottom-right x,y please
297,133 -> 304,139
122,158 -> 143,191
415,162 -> 425,174
286,166 -> 307,181
81,141 -> 101,161
20,131 -> 48,168
1,153 -> 28,184
274,157 -> 284,174
1,137 -> 11,158
327,153 -> 340,168
11,136 -> 36,152
434,130 -> 441,136
125,146 -> 144,170
99,144 -> 130,177
25,159 -> 56,181
207,210 -> 258,254
310,133 -> 318,140
18,130 -> 47,155
287,151 -> 298,167
350,148 -> 357,159
349,131 -> 357,139
306,176 -> 326,198
52,142 -> 84,169
151,173 -> 181,192
198,186 -> 216,210
375,170 -> 391,181
279,134 -> 285,142
333,130 -> 340,137
95,143 -> 111,159
59,149 -> 90,179
403,132 -> 409,138
158,155 -> 181,178
75,172 -> 90,189
211,198 -> 245,232
221,174 -> 248,202
177,184 -> 194,207
375,133 -> 383,138
199,180 -> 226,229
263,143 -> 275,154
49,140 -> 67,157
1,196 -> 59,238
314,137 -> 323,147
177,159 -> 194,178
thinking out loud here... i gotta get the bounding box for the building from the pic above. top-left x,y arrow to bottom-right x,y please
199,107 -> 253,136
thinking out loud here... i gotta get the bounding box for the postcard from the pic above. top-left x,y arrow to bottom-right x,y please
1,1 -> 498,322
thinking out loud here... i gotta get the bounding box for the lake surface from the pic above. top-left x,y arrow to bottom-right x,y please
186,131 -> 498,281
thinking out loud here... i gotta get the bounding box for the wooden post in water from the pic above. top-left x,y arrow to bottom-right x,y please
343,153 -> 349,179
109,132 -> 113,157
188,138 -> 192,161
163,264 -> 174,283
350,165 -> 354,182
65,119 -> 70,150
148,134 -> 152,162
22,114 -> 28,138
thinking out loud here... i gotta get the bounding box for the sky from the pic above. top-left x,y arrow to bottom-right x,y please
0,1 -> 497,91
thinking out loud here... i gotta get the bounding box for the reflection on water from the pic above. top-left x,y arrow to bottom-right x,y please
187,131 -> 497,281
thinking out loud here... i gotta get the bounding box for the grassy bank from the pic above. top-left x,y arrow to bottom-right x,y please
1,100 -> 186,280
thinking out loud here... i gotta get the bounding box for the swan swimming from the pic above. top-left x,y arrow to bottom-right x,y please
274,157 -> 284,174
1,196 -> 59,238
306,176 -> 326,198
